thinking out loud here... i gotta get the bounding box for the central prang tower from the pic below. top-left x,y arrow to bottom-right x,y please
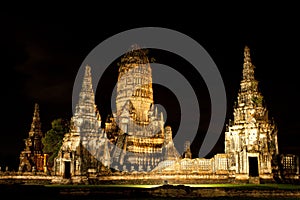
106,45 -> 179,172
116,44 -> 154,124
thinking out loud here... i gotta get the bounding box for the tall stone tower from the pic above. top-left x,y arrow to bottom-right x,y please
19,103 -> 44,172
107,45 -> 177,172
116,44 -> 154,123
225,46 -> 279,179
54,65 -> 110,177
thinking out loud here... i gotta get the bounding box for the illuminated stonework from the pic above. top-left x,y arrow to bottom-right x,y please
148,46 -> 297,182
106,45 -> 179,172
18,103 -> 45,172
224,46 -> 279,179
54,66 -> 110,177
49,45 -> 299,183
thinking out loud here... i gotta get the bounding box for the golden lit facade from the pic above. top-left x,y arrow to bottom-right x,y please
224,46 -> 279,180
150,46 -> 298,183
54,66 -> 110,177
18,103 -> 46,172
106,45 -> 179,172
48,45 -> 299,183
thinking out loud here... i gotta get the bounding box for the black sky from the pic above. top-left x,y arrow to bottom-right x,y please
1,6 -> 299,170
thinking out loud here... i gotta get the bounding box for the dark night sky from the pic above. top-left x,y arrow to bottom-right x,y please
1,6 -> 299,170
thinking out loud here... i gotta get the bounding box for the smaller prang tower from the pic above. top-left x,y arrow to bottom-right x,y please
19,103 -> 45,172
54,65 -> 110,178
225,46 -> 279,181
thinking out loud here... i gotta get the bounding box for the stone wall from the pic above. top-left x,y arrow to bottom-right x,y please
0,172 -> 54,185
0,172 -> 279,185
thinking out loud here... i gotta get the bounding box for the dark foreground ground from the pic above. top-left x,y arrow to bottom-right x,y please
1,184 -> 300,200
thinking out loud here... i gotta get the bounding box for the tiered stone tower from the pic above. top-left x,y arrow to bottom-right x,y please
116,44 -> 154,123
19,103 -> 45,172
225,46 -> 279,180
54,65 -> 110,177
106,45 -> 179,172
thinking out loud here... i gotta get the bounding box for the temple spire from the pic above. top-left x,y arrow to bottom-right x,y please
29,103 -> 42,138
238,46 -> 261,107
242,45 -> 255,81
19,103 -> 44,172
54,64 -> 111,176
244,45 -> 251,64
225,45 -> 279,177
76,65 -> 96,115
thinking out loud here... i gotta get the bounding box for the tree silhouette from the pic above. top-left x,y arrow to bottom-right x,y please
42,118 -> 69,168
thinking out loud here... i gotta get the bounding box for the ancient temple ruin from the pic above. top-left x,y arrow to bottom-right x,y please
44,45 -> 299,183
225,46 -> 279,181
105,46 -> 180,172
53,66 -> 111,177
19,103 -> 46,172
136,45 -> 298,183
